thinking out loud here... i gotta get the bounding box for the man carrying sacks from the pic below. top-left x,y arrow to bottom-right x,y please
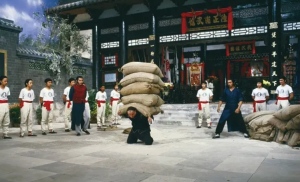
251,80 -> 269,112
118,107 -> 154,145
276,76 -> 294,109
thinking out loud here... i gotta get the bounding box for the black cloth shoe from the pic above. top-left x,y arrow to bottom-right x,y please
244,133 -> 250,138
208,126 -> 212,129
28,134 -> 37,136
76,133 -> 81,136
212,134 -> 220,139
42,132 -> 47,135
196,126 -> 201,128
49,131 -> 57,134
83,130 -> 90,135
65,129 -> 70,132
116,123 -> 120,125
3,136 -> 12,139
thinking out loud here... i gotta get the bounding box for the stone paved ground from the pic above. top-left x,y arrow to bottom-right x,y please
0,119 -> 300,182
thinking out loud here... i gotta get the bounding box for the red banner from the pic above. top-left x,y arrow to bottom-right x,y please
181,7 -> 233,34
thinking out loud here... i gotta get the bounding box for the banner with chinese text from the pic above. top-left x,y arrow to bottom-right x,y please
226,41 -> 255,56
186,63 -> 205,86
181,7 -> 233,34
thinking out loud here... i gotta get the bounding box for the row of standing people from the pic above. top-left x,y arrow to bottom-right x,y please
196,76 -> 294,139
0,75 -> 121,138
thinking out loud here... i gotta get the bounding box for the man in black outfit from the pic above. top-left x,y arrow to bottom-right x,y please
119,107 -> 154,145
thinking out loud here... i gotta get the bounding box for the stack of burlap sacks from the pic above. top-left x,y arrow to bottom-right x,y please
118,62 -> 165,117
244,105 -> 300,147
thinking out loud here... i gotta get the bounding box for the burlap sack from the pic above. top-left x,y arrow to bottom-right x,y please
120,82 -> 162,96
273,105 -> 300,121
121,62 -> 164,78
255,125 -> 274,135
275,130 -> 285,143
285,114 -> 300,130
282,130 -> 292,143
119,103 -> 163,117
121,94 -> 164,107
244,111 -> 275,123
250,133 -> 273,142
119,72 -> 165,87
288,131 -> 300,147
248,115 -> 273,131
268,116 -> 287,132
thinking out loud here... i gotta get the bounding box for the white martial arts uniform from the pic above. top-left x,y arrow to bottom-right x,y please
19,88 -> 35,135
276,85 -> 293,110
95,91 -> 107,126
64,86 -> 72,129
110,90 -> 120,123
40,88 -> 55,132
196,88 -> 213,127
0,86 -> 10,136
83,92 -> 90,128
251,88 -> 269,112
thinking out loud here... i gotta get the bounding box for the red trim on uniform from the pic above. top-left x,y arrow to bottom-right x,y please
253,100 -> 265,112
115,53 -> 118,67
0,100 -> 8,104
43,101 -> 54,111
67,100 -> 71,108
110,98 -> 119,106
20,101 -> 32,108
198,101 -> 209,110
276,97 -> 289,105
97,101 -> 106,107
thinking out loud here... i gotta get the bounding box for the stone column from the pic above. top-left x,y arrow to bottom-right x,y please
268,0 -> 282,99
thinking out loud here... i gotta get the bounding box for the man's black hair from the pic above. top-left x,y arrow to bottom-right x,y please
69,78 -> 75,83
127,107 -> 137,112
201,81 -> 207,85
257,80 -> 263,84
76,76 -> 83,81
227,79 -> 235,83
25,79 -> 33,87
279,76 -> 287,81
44,78 -> 52,83
0,75 -> 7,85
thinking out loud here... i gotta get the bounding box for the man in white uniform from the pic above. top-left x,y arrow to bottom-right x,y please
19,79 -> 37,137
40,78 -> 56,135
251,80 -> 269,112
276,76 -> 294,109
0,76 -> 12,139
110,85 -> 120,125
63,78 -> 75,132
95,86 -> 107,128
196,81 -> 213,129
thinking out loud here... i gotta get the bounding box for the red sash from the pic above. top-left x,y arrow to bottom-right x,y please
85,101 -> 88,103
110,98 -> 119,106
0,100 -> 8,104
275,97 -> 289,105
66,100 -> 71,108
253,100 -> 265,112
20,101 -> 32,108
198,101 -> 209,110
97,101 -> 106,107
43,101 -> 53,111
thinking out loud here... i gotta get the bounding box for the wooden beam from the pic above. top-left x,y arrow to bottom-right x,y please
170,0 -> 188,7
143,0 -> 163,11
114,4 -> 132,16
86,8 -> 103,20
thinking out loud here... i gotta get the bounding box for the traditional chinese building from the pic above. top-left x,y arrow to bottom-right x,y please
48,0 -> 300,103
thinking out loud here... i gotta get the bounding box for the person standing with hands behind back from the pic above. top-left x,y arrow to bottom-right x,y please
95,86 -> 107,128
0,76 -> 12,139
196,81 -> 213,129
276,76 -> 294,109
19,79 -> 37,137
40,78 -> 56,135
213,79 -> 249,139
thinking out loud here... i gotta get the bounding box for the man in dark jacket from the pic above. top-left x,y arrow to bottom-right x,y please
119,107 -> 154,145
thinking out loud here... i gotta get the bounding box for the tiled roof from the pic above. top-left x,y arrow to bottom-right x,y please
47,0 -> 106,13
0,18 -> 22,32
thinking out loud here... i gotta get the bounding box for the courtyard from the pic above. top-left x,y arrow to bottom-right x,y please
0,119 -> 299,182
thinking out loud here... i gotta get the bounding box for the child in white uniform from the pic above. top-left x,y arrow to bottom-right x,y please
63,78 -> 75,132
251,80 -> 269,112
196,81 -> 213,129
276,76 -> 294,109
19,79 -> 37,137
110,85 -> 120,125
0,76 -> 12,139
95,86 -> 107,128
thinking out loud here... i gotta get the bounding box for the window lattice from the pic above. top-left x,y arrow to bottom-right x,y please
159,18 -> 181,27
101,41 -> 119,49
283,22 -> 300,31
128,38 -> 149,46
104,56 -> 116,65
231,26 -> 267,36
189,30 -> 229,40
101,27 -> 119,34
159,34 -> 189,43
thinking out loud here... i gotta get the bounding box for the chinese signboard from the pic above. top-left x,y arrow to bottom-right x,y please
149,35 -> 155,63
181,7 -> 233,34
269,22 -> 279,95
226,41 -> 256,56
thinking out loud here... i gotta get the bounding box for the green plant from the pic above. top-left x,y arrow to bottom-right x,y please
105,102 -> 112,119
9,104 -> 21,127
36,106 -> 42,125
